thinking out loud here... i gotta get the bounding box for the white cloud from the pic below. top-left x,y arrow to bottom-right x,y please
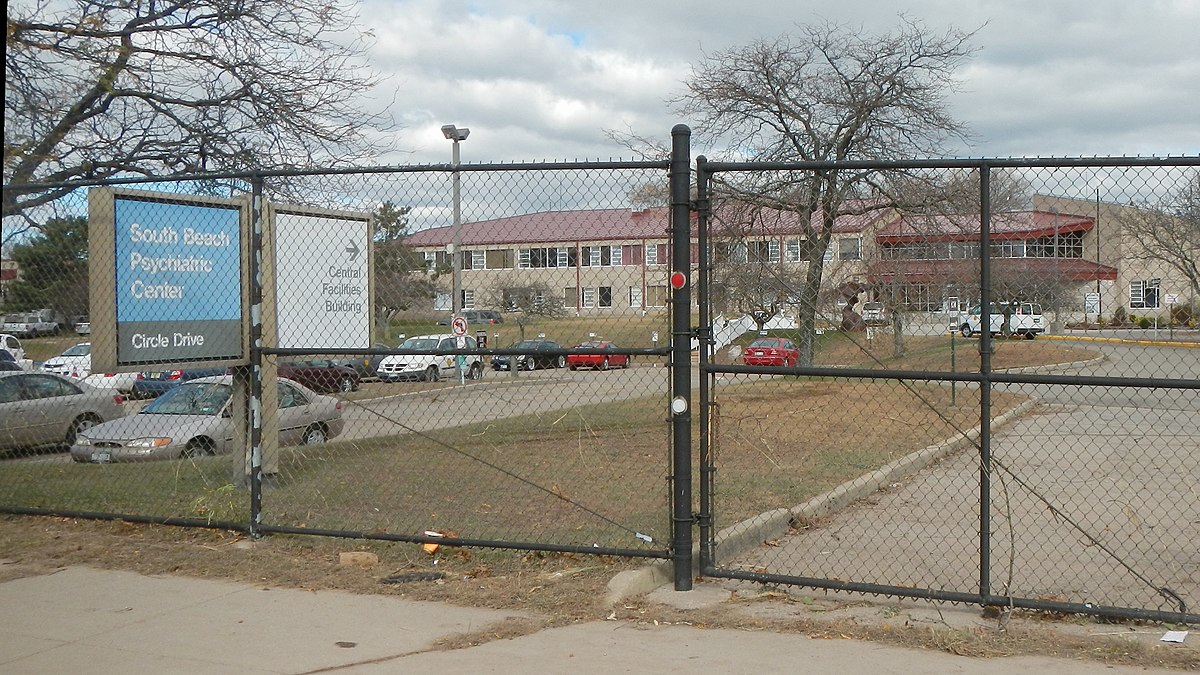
358,0 -> 1200,164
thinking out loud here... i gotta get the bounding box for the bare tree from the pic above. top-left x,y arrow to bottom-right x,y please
4,0 -> 392,226
1118,171 -> 1200,302
676,17 -> 977,365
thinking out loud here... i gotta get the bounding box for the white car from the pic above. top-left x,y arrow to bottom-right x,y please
82,371 -> 139,396
954,302 -> 1045,339
377,334 -> 484,382
1,333 -> 25,362
42,342 -> 92,379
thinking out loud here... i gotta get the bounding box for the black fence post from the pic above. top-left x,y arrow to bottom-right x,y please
695,155 -> 714,572
978,164 -> 992,600
248,175 -> 265,538
669,124 -> 694,591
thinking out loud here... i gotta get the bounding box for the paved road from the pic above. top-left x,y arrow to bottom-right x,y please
718,337 -> 1200,619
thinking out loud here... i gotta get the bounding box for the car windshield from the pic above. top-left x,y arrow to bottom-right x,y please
577,342 -> 604,349
514,340 -> 542,349
400,338 -> 440,350
143,382 -> 231,416
749,338 -> 780,348
62,344 -> 90,356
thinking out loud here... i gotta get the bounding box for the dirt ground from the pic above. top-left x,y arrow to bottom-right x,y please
1,515 -> 1195,670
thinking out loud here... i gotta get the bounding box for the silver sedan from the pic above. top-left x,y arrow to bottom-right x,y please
70,375 -> 344,463
0,371 -> 126,453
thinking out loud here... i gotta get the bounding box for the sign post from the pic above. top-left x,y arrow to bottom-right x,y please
451,316 -> 468,383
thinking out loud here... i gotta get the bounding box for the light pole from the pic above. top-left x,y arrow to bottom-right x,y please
441,124 -> 469,318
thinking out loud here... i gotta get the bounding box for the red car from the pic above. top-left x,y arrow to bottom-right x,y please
566,341 -> 630,371
278,359 -> 360,393
742,337 -> 799,367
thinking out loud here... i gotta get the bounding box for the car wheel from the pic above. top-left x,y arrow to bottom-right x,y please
65,414 -> 100,446
467,363 -> 483,380
424,365 -> 439,382
338,375 -> 355,392
182,437 -> 215,458
600,357 -> 610,371
302,424 -> 328,445
960,325 -> 973,338
556,355 -> 566,369
525,358 -> 537,371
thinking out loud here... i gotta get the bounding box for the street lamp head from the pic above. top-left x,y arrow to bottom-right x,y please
441,124 -> 470,141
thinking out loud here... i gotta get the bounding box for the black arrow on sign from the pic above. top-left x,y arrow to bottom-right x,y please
345,241 -> 361,260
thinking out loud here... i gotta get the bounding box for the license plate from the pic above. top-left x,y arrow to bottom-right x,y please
149,372 -> 161,378
91,451 -> 112,463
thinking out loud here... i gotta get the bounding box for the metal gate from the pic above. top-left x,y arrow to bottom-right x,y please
692,155 -> 1200,624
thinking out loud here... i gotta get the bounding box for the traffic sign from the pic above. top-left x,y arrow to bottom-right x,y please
451,316 -> 468,336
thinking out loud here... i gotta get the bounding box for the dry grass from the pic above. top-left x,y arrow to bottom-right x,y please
8,336 -> 1190,670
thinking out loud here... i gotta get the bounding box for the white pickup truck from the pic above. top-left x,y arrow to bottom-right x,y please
953,302 -> 1045,339
1,312 -> 59,338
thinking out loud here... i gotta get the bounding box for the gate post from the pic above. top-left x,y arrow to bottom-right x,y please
669,125 -> 694,590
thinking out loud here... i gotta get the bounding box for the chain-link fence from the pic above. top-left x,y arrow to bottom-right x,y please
4,149 -> 1198,622
1,160 -> 677,560
695,158 -> 1200,623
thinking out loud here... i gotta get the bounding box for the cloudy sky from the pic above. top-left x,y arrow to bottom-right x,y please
357,0 -> 1200,166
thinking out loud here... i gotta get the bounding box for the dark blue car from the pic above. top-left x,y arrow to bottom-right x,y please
132,367 -> 228,398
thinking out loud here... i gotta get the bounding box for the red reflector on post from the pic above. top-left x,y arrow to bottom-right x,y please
670,271 -> 687,289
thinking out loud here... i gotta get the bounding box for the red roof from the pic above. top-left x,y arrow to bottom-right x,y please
406,203 -> 889,247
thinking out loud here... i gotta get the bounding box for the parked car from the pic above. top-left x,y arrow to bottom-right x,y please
377,334 -> 484,382
492,339 -> 565,371
0,371 -> 126,453
328,343 -> 392,380
860,302 -> 888,326
132,367 -> 229,398
1,311 -> 59,338
437,309 -> 504,325
566,340 -> 630,371
71,375 -> 343,463
0,334 -> 26,362
41,342 -> 91,379
74,319 -> 91,335
742,337 -> 800,367
278,359 -> 360,393
954,302 -> 1044,339
81,371 -> 139,396
0,358 -> 24,372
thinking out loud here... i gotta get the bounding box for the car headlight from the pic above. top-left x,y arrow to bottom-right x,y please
75,436 -> 92,447
127,437 -> 173,448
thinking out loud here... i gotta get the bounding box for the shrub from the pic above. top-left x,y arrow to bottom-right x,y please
1112,306 -> 1128,326
1137,316 -> 1152,329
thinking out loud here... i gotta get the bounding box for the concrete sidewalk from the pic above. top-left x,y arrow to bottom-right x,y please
0,566 -> 1185,674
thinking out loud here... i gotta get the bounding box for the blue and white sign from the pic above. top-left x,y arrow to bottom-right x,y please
114,197 -> 243,363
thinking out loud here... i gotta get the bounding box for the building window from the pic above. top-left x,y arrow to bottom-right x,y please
598,286 -> 612,308
629,287 -> 643,307
563,286 -> 577,308
1130,279 -> 1160,309
466,250 -> 485,270
622,244 -> 643,265
462,289 -> 475,309
838,238 -> 862,260
646,285 -> 668,307
485,249 -> 513,269
521,247 -> 568,268
581,287 -> 596,308
646,244 -> 667,265
610,246 -> 622,266
785,239 -> 801,263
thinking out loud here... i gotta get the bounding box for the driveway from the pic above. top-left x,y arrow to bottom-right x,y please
717,340 -> 1200,619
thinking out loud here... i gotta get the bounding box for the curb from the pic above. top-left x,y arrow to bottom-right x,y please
1042,334 -> 1200,348
606,399 -> 1039,605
